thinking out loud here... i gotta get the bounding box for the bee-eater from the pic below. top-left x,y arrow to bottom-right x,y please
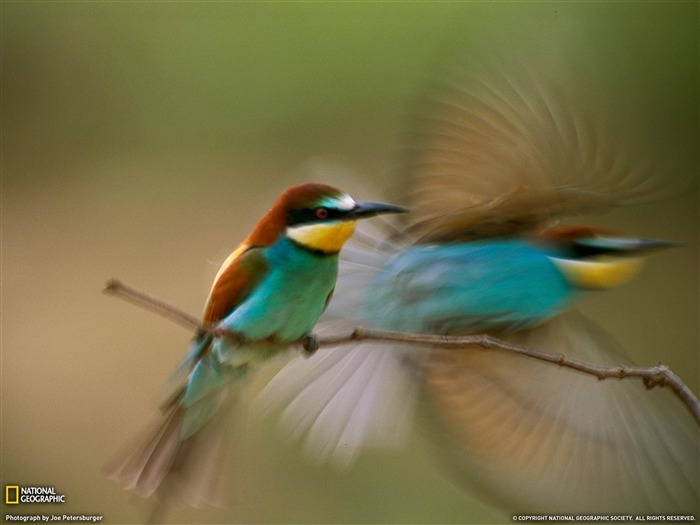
258,65 -> 699,513
107,182 -> 406,506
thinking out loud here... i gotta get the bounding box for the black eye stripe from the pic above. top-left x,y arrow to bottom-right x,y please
568,240 -> 619,259
286,207 -> 345,226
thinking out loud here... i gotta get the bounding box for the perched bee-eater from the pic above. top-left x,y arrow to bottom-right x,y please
107,183 -> 405,506
259,64 -> 699,514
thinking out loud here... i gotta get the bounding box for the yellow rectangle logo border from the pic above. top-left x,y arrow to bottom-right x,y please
5,485 -> 19,504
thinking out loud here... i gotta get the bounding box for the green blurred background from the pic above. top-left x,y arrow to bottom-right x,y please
2,2 -> 698,523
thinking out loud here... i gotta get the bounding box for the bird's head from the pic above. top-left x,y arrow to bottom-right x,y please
247,183 -> 407,254
535,226 -> 679,290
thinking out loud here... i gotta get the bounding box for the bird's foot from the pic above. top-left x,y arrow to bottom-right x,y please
301,334 -> 319,357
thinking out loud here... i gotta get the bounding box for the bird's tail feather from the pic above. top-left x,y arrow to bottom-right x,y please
105,385 -> 239,510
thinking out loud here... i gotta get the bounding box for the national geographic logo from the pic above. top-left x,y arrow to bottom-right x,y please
5,486 -> 66,504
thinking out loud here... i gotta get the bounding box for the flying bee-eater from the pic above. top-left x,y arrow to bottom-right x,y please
107,182 -> 406,506
259,62 -> 699,513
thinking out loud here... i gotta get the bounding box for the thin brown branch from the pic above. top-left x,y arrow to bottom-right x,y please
325,327 -> 700,425
103,279 -> 201,332
104,279 -> 700,426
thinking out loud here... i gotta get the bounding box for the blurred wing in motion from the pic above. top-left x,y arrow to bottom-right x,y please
403,63 -> 671,242
420,312 -> 699,513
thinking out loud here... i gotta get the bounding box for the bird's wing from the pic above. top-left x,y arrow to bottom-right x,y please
255,328 -> 423,468
164,245 -> 269,398
402,63 -> 671,243
421,311 -> 699,514
203,245 -> 270,325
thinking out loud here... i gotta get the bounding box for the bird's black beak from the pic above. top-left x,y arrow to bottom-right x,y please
574,237 -> 682,256
348,201 -> 408,220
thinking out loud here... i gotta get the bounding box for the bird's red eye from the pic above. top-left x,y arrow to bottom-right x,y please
315,207 -> 329,219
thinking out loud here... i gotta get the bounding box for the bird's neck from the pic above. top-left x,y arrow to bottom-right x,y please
245,205 -> 288,247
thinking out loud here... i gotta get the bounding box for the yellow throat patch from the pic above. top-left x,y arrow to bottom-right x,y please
287,220 -> 358,254
549,255 -> 644,290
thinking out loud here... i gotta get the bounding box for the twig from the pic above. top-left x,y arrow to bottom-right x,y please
103,279 -> 700,426
103,279 -> 201,332
329,327 -> 700,425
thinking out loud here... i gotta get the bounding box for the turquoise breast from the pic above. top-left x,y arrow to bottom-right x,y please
219,236 -> 339,343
